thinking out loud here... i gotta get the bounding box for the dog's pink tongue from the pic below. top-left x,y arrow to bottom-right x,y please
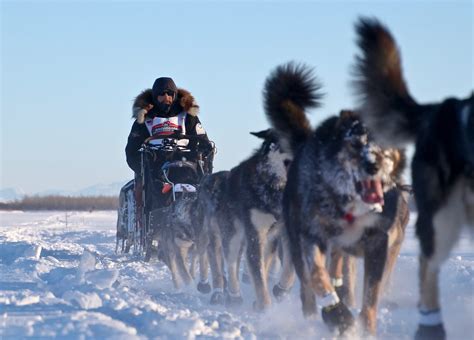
362,179 -> 384,205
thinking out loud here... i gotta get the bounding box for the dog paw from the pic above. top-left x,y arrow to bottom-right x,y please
143,251 -> 152,263
415,324 -> 446,340
272,284 -> 290,301
210,291 -> 225,305
252,300 -> 271,312
197,281 -> 211,294
223,276 -> 228,289
157,249 -> 166,262
321,302 -> 355,334
225,294 -> 244,307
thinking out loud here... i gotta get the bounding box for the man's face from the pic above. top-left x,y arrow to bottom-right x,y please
157,90 -> 175,105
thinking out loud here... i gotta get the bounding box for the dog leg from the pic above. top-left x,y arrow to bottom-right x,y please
237,243 -> 245,283
306,244 -> 354,334
465,177 -> 474,224
246,229 -> 272,311
329,247 -> 350,304
329,246 -> 343,280
343,254 -> 357,308
285,217 -> 318,317
296,238 -> 333,303
197,250 -> 211,294
310,245 -> 335,297
188,245 -> 196,280
273,233 -> 295,301
176,246 -> 193,286
328,249 -> 356,308
416,179 -> 465,339
359,232 -> 388,335
297,246 -> 317,316
224,223 -> 244,307
264,237 -> 278,280
240,258 -> 250,284
207,224 -> 225,304
416,255 -> 448,340
416,182 -> 464,340
167,252 -> 183,289
196,217 -> 211,293
382,228 -> 404,299
247,210 -> 278,311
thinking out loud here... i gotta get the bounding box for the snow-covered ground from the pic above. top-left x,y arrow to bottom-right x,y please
0,210 -> 472,339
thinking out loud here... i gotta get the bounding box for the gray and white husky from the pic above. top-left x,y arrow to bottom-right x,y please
352,17 -> 474,340
199,131 -> 294,310
198,70 -> 323,310
149,196 -> 205,289
266,62 -> 409,335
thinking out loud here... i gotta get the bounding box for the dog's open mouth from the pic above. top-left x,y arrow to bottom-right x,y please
357,178 -> 384,205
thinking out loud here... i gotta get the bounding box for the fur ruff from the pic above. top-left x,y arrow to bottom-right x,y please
132,88 -> 200,124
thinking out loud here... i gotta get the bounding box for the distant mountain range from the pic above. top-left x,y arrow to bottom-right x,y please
0,181 -> 129,202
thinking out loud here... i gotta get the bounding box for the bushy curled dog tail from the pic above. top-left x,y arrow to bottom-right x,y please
352,17 -> 423,147
263,62 -> 324,152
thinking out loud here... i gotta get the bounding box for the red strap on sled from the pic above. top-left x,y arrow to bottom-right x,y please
162,183 -> 172,194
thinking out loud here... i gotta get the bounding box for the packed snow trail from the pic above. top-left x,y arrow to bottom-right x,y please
0,211 -> 473,339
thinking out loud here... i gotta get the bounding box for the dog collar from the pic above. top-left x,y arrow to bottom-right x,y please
343,212 -> 355,224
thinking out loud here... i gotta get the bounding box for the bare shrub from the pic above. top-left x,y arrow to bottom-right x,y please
0,195 -> 118,211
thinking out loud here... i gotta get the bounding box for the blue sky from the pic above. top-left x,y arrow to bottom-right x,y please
1,0 -> 472,194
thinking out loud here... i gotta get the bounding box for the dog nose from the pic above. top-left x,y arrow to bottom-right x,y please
363,159 -> 379,175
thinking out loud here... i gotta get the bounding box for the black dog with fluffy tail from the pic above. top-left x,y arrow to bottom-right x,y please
266,62 -> 409,336
353,17 -> 474,340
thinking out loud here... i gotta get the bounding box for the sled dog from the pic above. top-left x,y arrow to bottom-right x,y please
149,196 -> 205,289
352,17 -> 473,340
194,170 -> 231,299
200,131 -> 297,310
200,72 -> 323,310
266,63 -> 409,335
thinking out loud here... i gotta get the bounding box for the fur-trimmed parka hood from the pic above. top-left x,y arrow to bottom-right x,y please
132,88 -> 199,124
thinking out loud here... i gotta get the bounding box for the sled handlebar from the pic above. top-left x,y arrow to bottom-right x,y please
141,134 -> 215,156
144,133 -> 208,144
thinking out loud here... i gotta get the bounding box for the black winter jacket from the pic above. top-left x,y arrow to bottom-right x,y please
125,88 -> 211,173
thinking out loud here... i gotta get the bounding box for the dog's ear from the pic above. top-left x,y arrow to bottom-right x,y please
390,148 -> 407,181
339,110 -> 357,120
336,110 -> 357,129
250,129 -> 272,140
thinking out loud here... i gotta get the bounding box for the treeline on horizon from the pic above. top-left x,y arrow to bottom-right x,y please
0,195 -> 119,211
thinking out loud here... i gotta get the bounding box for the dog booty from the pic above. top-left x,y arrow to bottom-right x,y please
321,301 -> 355,335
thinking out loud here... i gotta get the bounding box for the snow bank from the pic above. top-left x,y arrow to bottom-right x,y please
0,210 -> 472,339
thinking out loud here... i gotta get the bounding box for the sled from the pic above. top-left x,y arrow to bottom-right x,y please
116,133 -> 214,259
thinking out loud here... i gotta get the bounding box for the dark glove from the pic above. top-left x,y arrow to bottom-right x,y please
321,301 -> 354,334
198,140 -> 214,154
